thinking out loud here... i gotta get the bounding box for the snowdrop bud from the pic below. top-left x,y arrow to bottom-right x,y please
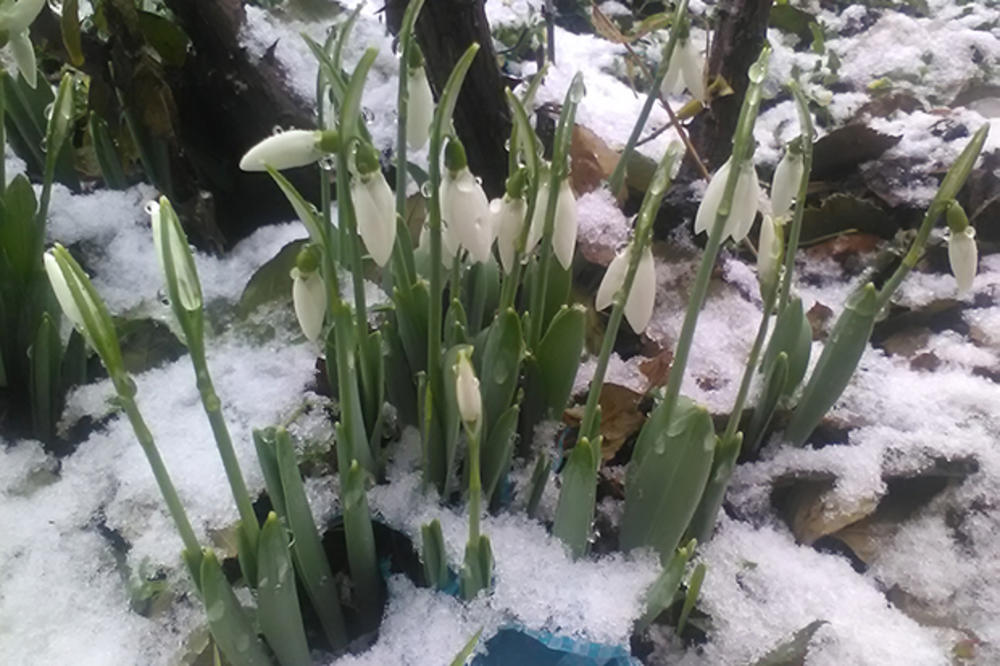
44,250 -> 85,335
239,129 -> 324,171
948,226 -> 977,295
694,157 -> 761,242
945,199 -> 970,233
454,349 -> 481,426
595,243 -> 657,333
407,64 -> 433,150
757,214 -> 784,295
10,30 -> 35,88
350,144 -> 396,266
440,152 -> 493,264
0,0 -> 44,34
770,143 -> 804,219
552,178 -> 578,269
290,246 -> 326,342
149,198 -> 203,312
659,38 -> 705,102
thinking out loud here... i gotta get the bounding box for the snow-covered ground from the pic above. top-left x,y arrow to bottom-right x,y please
3,0 -> 1000,664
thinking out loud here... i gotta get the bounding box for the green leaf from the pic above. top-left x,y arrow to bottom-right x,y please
421,519 -> 449,590
621,398 -> 715,560
341,455 -> 380,633
252,428 -> 286,517
394,279 -> 429,375
746,352 -> 789,455
479,308 -> 523,433
677,562 -> 706,635
769,4 -> 815,45
525,453 -> 551,519
448,627 -> 484,666
60,327 -> 88,393
137,11 -> 190,67
482,403 -> 519,504
236,239 -> 307,318
534,304 -> 585,415
760,296 -> 810,395
116,317 -> 185,374
29,313 -> 60,441
257,512 -> 311,666
752,620 -> 827,666
89,112 -> 127,189
340,47 -> 378,142
686,432 -> 741,544
41,74 -> 78,214
0,174 -> 39,283
272,428 -> 348,651
61,0 -> 84,66
635,540 -> 693,631
460,534 -> 493,600
441,344 -> 471,496
198,550 -> 271,666
265,166 -> 327,247
552,436 -> 598,559
784,283 -> 878,446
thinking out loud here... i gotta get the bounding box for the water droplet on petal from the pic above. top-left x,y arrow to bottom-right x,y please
144,201 -> 159,216
319,155 -> 336,171
43,103 -> 54,121
420,181 -> 432,198
272,125 -> 284,135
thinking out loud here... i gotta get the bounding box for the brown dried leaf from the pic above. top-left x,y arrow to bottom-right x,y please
591,5 -> 627,44
571,124 -> 622,196
784,480 -> 880,546
806,302 -> 833,340
563,383 -> 645,461
812,125 -> 900,181
639,348 -> 674,390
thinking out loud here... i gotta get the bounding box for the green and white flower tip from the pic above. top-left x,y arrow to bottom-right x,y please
351,142 -> 397,267
43,248 -> 86,335
493,168 -> 529,273
441,138 -> 493,264
147,198 -> 203,312
660,37 -> 705,102
454,349 -> 481,427
595,243 -> 657,333
239,128 -> 338,172
406,46 -> 433,150
694,156 -> 761,242
526,176 -> 578,269
946,201 -> 977,294
290,245 -> 326,343
0,0 -> 44,34
770,141 -> 805,219
757,214 -> 784,294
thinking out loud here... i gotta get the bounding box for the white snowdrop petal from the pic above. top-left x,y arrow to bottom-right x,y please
659,50 -> 685,98
239,130 -> 323,172
727,162 -> 761,242
440,168 -> 492,264
757,214 -> 783,293
948,226 -> 977,294
291,268 -> 326,343
0,0 -> 44,34
494,196 -> 526,274
455,353 -> 481,424
44,252 -> 85,333
694,158 -> 732,236
526,181 -> 549,254
625,246 -> 656,334
595,250 -> 629,312
770,151 -> 803,219
679,39 -> 706,102
552,179 -> 578,269
353,172 -> 396,267
11,30 -> 36,89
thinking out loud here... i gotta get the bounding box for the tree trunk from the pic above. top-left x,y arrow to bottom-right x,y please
387,0 -> 510,198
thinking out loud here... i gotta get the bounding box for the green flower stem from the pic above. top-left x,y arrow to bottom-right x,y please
654,46 -> 770,434
426,44 -> 481,418
875,123 -> 989,312
465,422 -> 482,542
38,73 -> 75,227
607,0 -> 688,196
777,83 -> 814,313
183,322 -> 260,556
721,283 -> 778,444
119,393 -> 203,577
0,72 -> 6,197
527,72 -> 584,348
578,143 -> 683,441
392,0 -> 426,290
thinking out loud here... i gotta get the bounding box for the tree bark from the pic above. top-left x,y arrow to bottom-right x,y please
688,0 -> 772,171
387,0 -> 510,198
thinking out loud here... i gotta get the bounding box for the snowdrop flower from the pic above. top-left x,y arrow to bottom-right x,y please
440,139 -> 493,264
350,143 -> 397,267
148,198 -> 202,312
946,202 -> 976,294
290,246 -> 326,343
239,129 -> 337,171
43,249 -> 85,334
492,195 -> 527,273
526,176 -> 578,269
694,157 -> 761,242
406,46 -> 433,150
0,0 -> 44,87
757,214 -> 784,295
660,37 -> 705,102
454,349 -> 481,426
770,142 -> 804,219
595,243 -> 656,333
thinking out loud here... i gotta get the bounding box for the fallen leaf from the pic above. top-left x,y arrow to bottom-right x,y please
571,124 -> 622,196
752,620 -> 827,666
806,302 -> 833,340
563,383 -> 645,461
639,348 -> 674,390
811,125 -> 900,181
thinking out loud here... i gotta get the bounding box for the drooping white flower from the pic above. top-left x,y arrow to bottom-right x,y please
770,147 -> 804,219
290,267 -> 326,342
351,169 -> 397,267
0,0 -> 45,33
148,199 -> 203,312
948,226 -> 977,295
552,179 -> 578,269
492,195 -> 527,273
525,180 -> 549,255
660,38 -> 705,102
43,250 -> 85,334
454,350 -> 481,425
440,167 -> 493,264
757,214 -> 784,295
595,243 -> 656,334
694,157 -> 761,242
407,66 -> 433,150
239,130 -> 324,171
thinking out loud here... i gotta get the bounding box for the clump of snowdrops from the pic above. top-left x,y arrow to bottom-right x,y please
42,0 -> 987,661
